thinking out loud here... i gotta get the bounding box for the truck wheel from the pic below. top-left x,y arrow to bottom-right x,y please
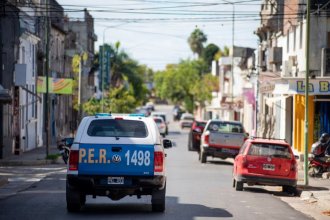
235,181 -> 243,191
152,184 -> 166,212
200,151 -> 207,163
66,183 -> 85,212
188,136 -> 193,151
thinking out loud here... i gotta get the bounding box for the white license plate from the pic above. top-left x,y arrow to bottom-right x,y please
108,177 -> 124,184
263,164 -> 275,171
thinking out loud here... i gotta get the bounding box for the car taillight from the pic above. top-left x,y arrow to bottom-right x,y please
290,160 -> 297,171
242,156 -> 248,168
204,134 -> 209,145
69,150 -> 79,171
154,151 -> 164,172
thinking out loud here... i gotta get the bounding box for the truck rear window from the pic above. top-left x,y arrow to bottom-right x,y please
207,122 -> 244,133
248,143 -> 291,159
87,119 -> 148,138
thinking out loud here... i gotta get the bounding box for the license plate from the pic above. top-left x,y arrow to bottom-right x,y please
108,177 -> 124,185
222,148 -> 238,155
263,164 -> 275,171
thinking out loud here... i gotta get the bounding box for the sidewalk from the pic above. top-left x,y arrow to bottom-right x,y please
279,161 -> 330,220
0,145 -> 63,188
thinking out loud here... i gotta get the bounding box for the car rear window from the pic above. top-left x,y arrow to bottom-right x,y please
248,143 -> 291,159
87,119 -> 148,138
196,122 -> 207,127
207,121 -> 244,133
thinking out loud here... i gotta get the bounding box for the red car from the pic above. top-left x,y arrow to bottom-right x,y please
233,137 -> 298,194
188,120 -> 207,151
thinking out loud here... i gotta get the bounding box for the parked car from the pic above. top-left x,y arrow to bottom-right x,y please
232,137 -> 298,194
188,120 -> 207,151
199,120 -> 248,163
153,116 -> 167,137
135,106 -> 152,117
180,113 -> 194,129
150,112 -> 168,135
66,113 -> 173,212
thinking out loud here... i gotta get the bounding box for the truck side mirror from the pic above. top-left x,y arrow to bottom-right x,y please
163,139 -> 173,149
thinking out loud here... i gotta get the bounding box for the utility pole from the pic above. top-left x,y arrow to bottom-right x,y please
304,0 -> 311,186
223,0 -> 235,120
45,0 -> 50,157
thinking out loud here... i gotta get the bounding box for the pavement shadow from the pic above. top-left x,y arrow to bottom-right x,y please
297,185 -> 329,191
208,160 -> 234,166
76,196 -> 233,219
243,186 -> 298,197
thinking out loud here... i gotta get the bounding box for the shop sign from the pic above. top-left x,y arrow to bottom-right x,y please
290,80 -> 330,94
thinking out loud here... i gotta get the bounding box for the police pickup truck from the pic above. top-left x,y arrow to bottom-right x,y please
199,120 -> 248,163
66,113 -> 172,212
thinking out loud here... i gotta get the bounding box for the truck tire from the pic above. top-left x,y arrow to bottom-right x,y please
66,183 -> 85,212
235,181 -> 243,191
282,185 -> 297,195
152,184 -> 166,212
200,151 -> 207,163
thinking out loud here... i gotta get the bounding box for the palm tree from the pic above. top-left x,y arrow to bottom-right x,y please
187,28 -> 207,58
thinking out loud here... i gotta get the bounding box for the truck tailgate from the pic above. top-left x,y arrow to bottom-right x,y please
209,132 -> 245,148
78,144 -> 154,176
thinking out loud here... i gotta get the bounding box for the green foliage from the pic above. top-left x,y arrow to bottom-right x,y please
154,59 -> 216,113
187,28 -> 207,58
202,43 -> 220,67
83,85 -> 136,115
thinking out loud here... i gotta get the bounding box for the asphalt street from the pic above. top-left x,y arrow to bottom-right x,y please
0,105 -> 314,220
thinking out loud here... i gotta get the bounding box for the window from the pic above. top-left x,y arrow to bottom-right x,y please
206,121 -> 244,133
87,119 -> 148,138
248,143 -> 291,159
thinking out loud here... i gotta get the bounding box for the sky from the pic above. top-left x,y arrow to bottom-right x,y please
57,0 -> 262,71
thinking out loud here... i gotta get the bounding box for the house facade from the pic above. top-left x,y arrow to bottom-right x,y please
256,0 -> 330,155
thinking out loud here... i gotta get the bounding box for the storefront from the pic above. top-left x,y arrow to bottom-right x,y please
269,78 -> 330,153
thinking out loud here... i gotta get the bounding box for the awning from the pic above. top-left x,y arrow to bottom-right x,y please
0,84 -> 12,104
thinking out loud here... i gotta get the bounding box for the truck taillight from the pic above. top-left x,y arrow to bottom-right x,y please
69,150 -> 79,171
154,151 -> 164,172
204,134 -> 209,145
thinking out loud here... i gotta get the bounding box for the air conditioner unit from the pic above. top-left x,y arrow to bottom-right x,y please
282,61 -> 292,77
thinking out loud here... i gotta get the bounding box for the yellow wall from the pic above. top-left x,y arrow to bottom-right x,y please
293,95 -> 314,153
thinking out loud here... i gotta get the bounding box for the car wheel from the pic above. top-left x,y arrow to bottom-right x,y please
235,181 -> 243,191
232,178 -> 236,188
66,183 -> 85,212
152,184 -> 166,212
282,185 -> 297,195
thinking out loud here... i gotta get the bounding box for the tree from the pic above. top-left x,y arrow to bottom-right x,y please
154,59 -> 215,113
187,28 -> 207,58
202,43 -> 220,67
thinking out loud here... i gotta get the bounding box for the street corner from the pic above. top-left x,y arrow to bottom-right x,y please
0,176 -> 8,187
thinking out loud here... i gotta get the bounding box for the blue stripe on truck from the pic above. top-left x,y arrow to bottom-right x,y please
78,144 -> 155,176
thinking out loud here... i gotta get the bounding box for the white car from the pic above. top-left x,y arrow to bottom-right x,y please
150,112 -> 168,135
180,113 -> 194,129
66,113 -> 173,212
153,116 -> 166,137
